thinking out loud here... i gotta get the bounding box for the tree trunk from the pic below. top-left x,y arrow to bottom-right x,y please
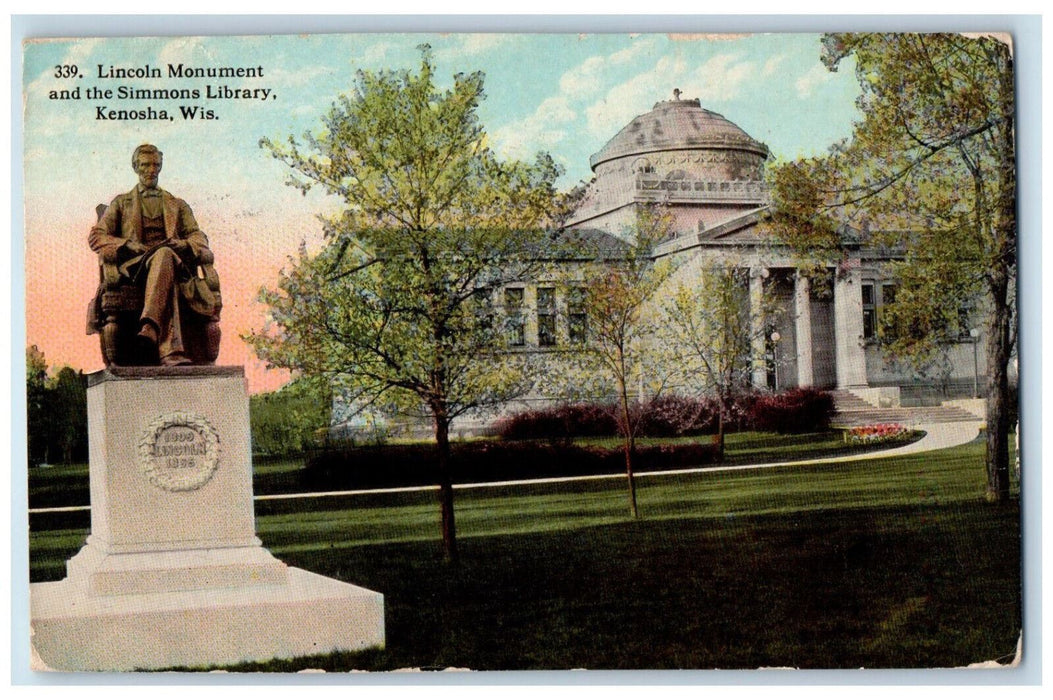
984,265 -> 1013,503
623,433 -> 639,519
716,396 -> 727,462
619,383 -> 639,519
434,412 -> 459,563
985,49 -> 1016,504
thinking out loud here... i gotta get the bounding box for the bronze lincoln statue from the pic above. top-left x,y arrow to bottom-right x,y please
87,144 -> 222,366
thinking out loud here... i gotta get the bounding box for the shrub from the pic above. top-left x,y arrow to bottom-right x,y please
303,439 -> 721,490
639,395 -> 717,436
250,379 -> 332,456
495,403 -> 617,440
747,388 -> 834,434
494,389 -> 833,441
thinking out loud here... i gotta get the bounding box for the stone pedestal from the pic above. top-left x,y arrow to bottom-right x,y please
30,367 -> 384,672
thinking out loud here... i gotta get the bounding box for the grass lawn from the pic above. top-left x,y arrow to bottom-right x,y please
583,429 -> 924,467
28,429 -> 919,508
28,435 -> 1021,670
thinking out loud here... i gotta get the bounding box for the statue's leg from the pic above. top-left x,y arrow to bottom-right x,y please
140,248 -> 189,365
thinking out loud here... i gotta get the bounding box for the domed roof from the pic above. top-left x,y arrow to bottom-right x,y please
589,95 -> 769,170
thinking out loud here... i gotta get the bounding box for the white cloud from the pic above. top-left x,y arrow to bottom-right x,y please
795,62 -> 834,98
491,95 -> 575,160
692,53 -> 755,102
265,64 -> 334,89
494,36 -> 663,160
558,55 -> 608,99
582,51 -> 756,140
434,34 -> 514,63
356,40 -> 396,66
584,54 -> 680,139
461,34 -> 513,55
608,36 -> 660,66
762,54 -> 788,76
557,36 -> 660,100
157,36 -> 208,69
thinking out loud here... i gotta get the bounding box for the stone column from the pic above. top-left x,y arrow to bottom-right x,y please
749,266 -> 768,389
833,264 -> 868,388
794,272 -> 814,388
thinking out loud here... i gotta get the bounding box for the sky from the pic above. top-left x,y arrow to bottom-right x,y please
22,32 -> 864,393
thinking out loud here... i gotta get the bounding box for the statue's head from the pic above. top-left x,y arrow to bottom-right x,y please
132,144 -> 163,189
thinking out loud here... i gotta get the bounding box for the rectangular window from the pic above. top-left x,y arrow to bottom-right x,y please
567,287 -> 587,345
504,287 -> 524,309
861,283 -> 876,341
472,288 -> 494,331
537,286 -> 557,347
537,286 -> 555,311
880,284 -> 897,341
958,301 -> 976,341
538,314 -> 557,347
504,287 -> 525,347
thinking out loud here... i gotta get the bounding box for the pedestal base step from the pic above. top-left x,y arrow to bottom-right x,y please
30,568 -> 385,671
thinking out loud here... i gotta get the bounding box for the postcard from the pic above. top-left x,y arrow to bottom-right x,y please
21,28 -> 1024,674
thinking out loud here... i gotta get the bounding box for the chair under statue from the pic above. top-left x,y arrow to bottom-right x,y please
86,203 -> 223,367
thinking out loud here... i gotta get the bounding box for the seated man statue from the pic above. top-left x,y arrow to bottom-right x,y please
88,144 -> 220,366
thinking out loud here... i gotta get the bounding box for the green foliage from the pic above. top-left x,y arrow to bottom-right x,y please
251,48 -> 563,559
26,347 -> 87,467
662,264 -> 774,398
568,205 -> 678,516
249,378 -> 333,456
574,205 -> 678,405
26,345 -> 49,466
768,33 -> 1013,364
767,33 -> 1016,499
251,47 -> 562,426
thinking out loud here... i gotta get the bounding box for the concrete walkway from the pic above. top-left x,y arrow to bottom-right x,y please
256,420 -> 985,498
636,420 -> 984,481
28,422 -> 985,512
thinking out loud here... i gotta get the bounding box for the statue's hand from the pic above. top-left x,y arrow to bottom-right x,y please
167,239 -> 191,255
124,240 -> 146,256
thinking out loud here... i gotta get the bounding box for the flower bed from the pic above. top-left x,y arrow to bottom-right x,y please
844,423 -> 912,445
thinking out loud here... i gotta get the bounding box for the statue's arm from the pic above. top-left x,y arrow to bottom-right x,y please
88,198 -> 129,263
177,201 -> 212,264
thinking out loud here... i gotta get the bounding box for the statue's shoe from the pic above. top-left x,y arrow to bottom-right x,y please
135,323 -> 160,364
137,322 -> 159,346
161,353 -> 193,367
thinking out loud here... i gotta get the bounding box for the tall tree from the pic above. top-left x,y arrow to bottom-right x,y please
250,48 -> 562,562
768,33 -> 1015,501
249,377 -> 333,457
661,263 -> 777,461
26,345 -> 49,466
47,367 -> 88,465
576,206 -> 675,518
25,348 -> 88,467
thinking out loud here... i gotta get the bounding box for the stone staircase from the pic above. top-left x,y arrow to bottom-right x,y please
829,390 -> 983,428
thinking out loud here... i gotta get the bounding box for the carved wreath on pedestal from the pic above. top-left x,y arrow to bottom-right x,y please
138,411 -> 221,492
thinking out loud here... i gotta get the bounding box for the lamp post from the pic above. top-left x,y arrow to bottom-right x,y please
770,330 -> 781,391
969,328 -> 980,398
